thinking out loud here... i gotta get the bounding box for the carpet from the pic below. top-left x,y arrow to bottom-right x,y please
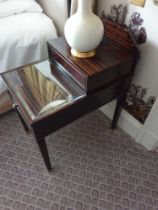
0,110 -> 158,210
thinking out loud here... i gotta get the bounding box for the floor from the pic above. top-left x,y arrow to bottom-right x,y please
0,110 -> 158,210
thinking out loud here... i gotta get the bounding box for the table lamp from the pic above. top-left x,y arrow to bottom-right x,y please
64,0 -> 104,58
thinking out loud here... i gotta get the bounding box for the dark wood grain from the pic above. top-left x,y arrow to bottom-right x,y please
48,37 -> 134,76
48,22 -> 138,93
101,17 -> 138,52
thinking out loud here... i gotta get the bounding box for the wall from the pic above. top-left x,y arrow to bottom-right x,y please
126,0 -> 158,98
98,0 -> 158,150
97,0 -> 158,98
37,0 -> 68,36
136,97 -> 158,150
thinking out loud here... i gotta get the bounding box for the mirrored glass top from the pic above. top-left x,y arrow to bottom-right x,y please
2,60 -> 86,121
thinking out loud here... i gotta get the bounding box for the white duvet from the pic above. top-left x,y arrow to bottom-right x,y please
0,12 -> 57,93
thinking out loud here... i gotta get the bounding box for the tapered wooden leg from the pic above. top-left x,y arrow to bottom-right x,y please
36,138 -> 52,171
111,94 -> 126,129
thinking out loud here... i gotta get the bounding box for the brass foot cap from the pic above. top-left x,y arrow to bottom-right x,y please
71,49 -> 96,58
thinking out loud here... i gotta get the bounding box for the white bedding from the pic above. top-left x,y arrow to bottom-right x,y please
0,12 -> 57,93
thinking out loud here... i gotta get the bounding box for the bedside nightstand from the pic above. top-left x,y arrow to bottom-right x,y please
1,23 -> 139,171
48,34 -> 139,129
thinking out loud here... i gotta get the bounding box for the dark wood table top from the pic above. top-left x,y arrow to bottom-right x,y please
49,37 -> 135,76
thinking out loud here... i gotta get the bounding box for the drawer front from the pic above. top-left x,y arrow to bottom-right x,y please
48,46 -> 87,91
88,58 -> 134,92
48,43 -> 135,93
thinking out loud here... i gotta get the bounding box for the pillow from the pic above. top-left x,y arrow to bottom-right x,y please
0,0 -> 43,18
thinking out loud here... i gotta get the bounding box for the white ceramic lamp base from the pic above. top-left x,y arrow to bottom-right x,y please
64,0 -> 104,58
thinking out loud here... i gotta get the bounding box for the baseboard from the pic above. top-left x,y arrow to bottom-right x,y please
100,101 -> 142,139
136,129 -> 158,150
100,102 -> 158,150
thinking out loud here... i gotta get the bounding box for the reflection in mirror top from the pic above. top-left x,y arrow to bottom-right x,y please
2,60 -> 86,121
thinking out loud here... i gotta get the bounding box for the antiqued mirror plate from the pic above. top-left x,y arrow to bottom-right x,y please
2,60 -> 86,121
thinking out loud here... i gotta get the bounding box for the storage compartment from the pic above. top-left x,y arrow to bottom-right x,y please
47,37 -> 135,93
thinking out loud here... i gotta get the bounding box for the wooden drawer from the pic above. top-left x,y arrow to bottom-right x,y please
48,47 -> 87,90
47,37 -> 135,93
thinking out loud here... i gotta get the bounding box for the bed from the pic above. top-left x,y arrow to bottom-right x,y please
0,0 -> 58,111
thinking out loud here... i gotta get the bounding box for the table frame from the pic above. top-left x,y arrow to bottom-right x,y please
10,73 -> 132,171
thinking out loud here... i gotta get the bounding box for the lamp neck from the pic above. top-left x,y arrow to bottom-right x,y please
77,0 -> 92,16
